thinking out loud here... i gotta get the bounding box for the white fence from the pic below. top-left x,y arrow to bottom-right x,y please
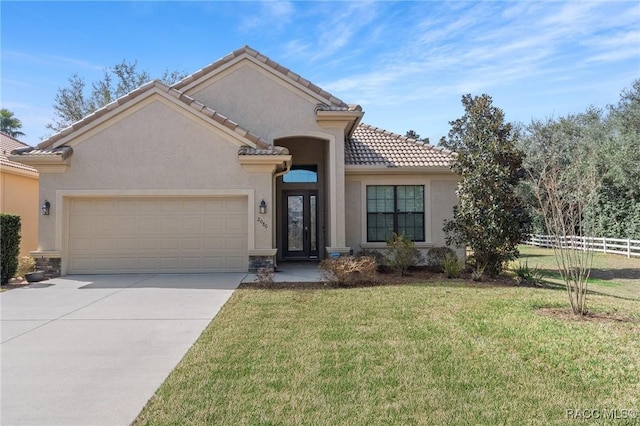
525,234 -> 640,258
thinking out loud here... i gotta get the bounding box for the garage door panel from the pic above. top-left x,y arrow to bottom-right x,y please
226,237 -> 246,250
70,237 -> 93,251
204,237 -> 224,249
160,218 -> 181,232
225,256 -> 246,269
116,217 -> 138,233
225,199 -> 245,213
183,218 -> 204,232
160,238 -> 180,250
225,216 -> 245,230
182,237 -> 203,249
68,197 -> 248,273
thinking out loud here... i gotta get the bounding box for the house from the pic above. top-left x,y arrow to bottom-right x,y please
10,46 -> 459,277
1,133 -> 39,257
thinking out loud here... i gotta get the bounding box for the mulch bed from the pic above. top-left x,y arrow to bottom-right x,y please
536,307 -> 638,324
239,267 -> 521,290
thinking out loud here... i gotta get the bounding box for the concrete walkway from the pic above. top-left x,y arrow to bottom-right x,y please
242,261 -> 325,283
1,274 -> 243,426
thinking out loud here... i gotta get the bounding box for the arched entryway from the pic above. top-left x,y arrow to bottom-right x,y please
275,136 -> 328,261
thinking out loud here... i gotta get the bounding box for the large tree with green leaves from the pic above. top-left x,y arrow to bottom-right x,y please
0,108 -> 25,138
47,60 -> 187,133
441,94 -> 530,278
590,79 -> 640,238
519,80 -> 640,240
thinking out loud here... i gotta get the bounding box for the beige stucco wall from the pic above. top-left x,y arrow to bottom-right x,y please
186,60 -> 349,250
0,169 -> 39,256
37,97 -> 274,256
344,172 -> 460,258
186,62 -> 329,142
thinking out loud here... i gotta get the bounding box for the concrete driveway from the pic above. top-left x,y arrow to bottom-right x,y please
1,273 -> 244,426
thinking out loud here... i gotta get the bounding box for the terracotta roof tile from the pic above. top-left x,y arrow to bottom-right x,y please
238,146 -> 289,155
10,146 -> 73,160
172,45 -> 350,109
346,124 -> 454,168
0,133 -> 38,173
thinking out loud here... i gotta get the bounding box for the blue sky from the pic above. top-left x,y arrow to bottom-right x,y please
2,1 -> 639,146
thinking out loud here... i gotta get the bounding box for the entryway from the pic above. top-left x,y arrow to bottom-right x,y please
283,190 -> 319,259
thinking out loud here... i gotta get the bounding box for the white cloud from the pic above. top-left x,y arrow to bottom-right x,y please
239,1 -> 294,32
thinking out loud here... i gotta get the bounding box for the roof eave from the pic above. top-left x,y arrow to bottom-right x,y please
345,165 -> 455,175
316,110 -> 364,136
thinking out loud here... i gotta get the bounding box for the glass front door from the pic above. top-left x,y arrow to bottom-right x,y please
283,190 -> 318,259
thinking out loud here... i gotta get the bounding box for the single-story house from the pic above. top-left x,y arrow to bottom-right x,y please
1,132 -> 39,257
11,46 -> 459,277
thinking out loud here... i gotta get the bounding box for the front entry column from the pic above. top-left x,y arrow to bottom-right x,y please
326,133 -> 351,257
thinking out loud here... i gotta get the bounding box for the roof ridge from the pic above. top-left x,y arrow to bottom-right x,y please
38,80 -> 271,150
172,45 -> 349,108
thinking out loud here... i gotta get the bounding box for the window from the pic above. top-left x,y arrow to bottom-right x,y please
283,165 -> 318,183
367,185 -> 425,242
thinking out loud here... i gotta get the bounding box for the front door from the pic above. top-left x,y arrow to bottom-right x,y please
283,190 -> 319,259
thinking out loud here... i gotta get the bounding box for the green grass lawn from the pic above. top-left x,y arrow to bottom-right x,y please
517,244 -> 640,301
135,280 -> 640,425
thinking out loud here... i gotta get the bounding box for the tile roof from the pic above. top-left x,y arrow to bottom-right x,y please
173,46 -> 351,109
315,103 -> 362,112
238,146 -> 289,155
346,124 -> 454,168
34,80 -> 272,153
11,146 -> 73,160
0,133 -> 38,173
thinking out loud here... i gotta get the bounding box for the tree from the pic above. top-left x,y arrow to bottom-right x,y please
405,130 -> 430,144
0,109 -> 25,137
47,60 -> 187,133
590,80 -> 640,239
523,116 -> 601,316
441,94 -> 530,278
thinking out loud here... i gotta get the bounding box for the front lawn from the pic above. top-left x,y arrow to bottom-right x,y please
135,281 -> 639,425
517,244 -> 640,300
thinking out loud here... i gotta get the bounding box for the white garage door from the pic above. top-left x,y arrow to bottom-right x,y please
67,197 -> 248,274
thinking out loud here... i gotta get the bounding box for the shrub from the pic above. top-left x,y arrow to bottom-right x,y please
443,255 -> 462,278
357,248 -> 385,271
1,214 -> 21,285
319,256 -> 377,286
426,246 -> 457,272
16,256 -> 36,278
512,260 -> 543,285
385,232 -> 421,276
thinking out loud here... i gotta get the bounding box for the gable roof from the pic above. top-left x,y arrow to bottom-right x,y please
173,45 -> 359,111
0,133 -> 38,174
346,124 -> 454,168
34,80 -> 272,152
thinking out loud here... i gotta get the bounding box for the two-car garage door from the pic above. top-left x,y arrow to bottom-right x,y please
67,197 -> 247,274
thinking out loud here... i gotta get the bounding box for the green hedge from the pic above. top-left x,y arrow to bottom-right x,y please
1,213 -> 21,285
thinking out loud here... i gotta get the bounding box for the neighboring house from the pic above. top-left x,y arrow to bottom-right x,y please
11,46 -> 459,277
1,133 -> 39,257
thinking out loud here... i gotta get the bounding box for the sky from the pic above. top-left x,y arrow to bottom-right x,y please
1,1 -> 639,147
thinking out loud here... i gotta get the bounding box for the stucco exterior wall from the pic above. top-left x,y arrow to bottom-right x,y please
344,172 -> 459,256
0,169 -> 39,256
37,98 -> 274,254
186,63 -> 327,141
430,179 -> 461,251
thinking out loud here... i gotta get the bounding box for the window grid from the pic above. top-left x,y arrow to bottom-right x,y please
366,185 -> 425,242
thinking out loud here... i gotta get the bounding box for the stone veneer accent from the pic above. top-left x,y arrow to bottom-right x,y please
35,257 -> 61,279
248,255 -> 275,273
